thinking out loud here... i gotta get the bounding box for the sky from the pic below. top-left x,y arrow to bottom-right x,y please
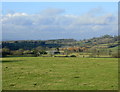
1,2 -> 118,41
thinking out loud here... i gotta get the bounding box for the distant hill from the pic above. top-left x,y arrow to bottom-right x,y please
2,35 -> 119,50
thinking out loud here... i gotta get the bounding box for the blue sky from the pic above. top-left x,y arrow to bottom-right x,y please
2,2 -> 118,41
2,2 -> 117,15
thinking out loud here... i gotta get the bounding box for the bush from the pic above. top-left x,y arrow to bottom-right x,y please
89,54 -> 96,58
112,52 -> 120,58
11,50 -> 23,55
22,54 -> 35,57
2,48 -> 10,57
70,55 -> 76,57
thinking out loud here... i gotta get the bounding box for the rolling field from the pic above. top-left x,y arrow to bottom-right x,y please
2,57 -> 118,90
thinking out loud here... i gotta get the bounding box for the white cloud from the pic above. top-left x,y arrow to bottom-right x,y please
6,13 -> 28,17
2,8 -> 118,40
40,8 -> 65,16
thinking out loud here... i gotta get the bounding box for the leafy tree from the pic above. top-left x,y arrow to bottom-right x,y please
112,52 -> 120,58
2,48 -> 10,57
12,49 -> 24,55
109,50 -> 112,56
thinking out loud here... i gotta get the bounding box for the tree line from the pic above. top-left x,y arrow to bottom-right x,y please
1,35 -> 120,58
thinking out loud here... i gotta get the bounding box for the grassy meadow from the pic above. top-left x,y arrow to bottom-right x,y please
2,57 -> 118,90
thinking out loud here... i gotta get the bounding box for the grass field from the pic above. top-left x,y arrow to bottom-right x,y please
2,57 -> 118,90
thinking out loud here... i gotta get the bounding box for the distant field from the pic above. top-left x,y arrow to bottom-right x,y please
2,57 -> 118,90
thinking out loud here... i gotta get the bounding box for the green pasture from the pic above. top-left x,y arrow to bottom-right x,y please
2,57 -> 118,90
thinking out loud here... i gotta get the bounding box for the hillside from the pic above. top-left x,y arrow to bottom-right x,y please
2,35 -> 119,50
1,35 -> 120,58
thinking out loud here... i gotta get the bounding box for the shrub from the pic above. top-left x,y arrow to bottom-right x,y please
2,48 -> 10,57
112,52 -> 120,58
70,55 -> 76,57
89,54 -> 96,58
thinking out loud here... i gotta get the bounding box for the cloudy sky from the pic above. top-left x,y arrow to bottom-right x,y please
2,2 -> 118,41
